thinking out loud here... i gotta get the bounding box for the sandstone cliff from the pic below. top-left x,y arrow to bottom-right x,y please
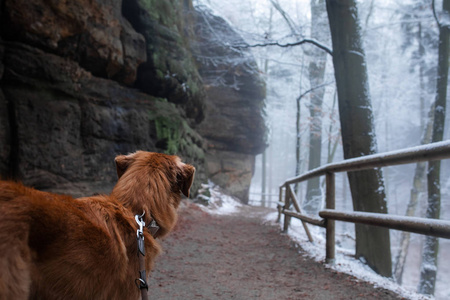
0,0 -> 266,202
193,6 -> 266,202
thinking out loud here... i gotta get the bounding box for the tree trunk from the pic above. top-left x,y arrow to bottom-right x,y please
260,7 -> 273,209
261,150 -> 266,207
393,18 -> 431,284
393,103 -> 434,284
305,0 -> 328,214
268,140 -> 273,207
418,0 -> 449,294
326,91 -> 339,165
295,56 -> 306,195
325,0 -> 392,277
394,2 -> 434,284
295,95 -> 302,179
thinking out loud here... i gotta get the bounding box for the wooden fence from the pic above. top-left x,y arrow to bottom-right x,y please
277,140 -> 450,263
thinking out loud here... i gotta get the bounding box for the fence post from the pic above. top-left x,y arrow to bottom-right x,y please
325,172 -> 335,264
283,184 -> 291,233
287,184 -> 314,242
277,185 -> 284,223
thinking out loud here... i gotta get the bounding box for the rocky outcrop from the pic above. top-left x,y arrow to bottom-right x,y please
123,0 -> 205,123
0,0 -> 266,201
1,0 -> 146,86
0,42 -> 9,175
193,7 -> 266,202
1,42 -> 205,196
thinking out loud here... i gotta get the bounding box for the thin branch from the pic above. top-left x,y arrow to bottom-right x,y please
432,0 -> 441,28
432,0 -> 450,29
270,0 -> 300,37
297,81 -> 334,103
362,0 -> 375,38
234,39 -> 333,56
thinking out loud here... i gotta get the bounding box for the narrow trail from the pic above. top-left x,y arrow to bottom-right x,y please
147,202 -> 403,299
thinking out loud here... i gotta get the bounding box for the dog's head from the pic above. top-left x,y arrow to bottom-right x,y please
112,151 -> 195,237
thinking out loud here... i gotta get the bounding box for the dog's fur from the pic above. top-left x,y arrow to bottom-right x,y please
0,151 -> 195,300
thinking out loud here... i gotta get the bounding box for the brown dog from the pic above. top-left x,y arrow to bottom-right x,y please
0,151 -> 195,300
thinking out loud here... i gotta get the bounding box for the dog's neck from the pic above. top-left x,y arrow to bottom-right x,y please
115,195 -> 153,224
111,175 -> 178,238
111,177 -> 149,211
113,193 -> 162,238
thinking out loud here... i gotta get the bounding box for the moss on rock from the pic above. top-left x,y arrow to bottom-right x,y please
132,0 -> 205,123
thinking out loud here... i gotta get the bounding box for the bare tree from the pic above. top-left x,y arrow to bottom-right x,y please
261,7 -> 274,208
393,0 -> 435,283
394,103 -> 434,284
418,0 -> 449,295
325,0 -> 392,277
304,0 -> 329,214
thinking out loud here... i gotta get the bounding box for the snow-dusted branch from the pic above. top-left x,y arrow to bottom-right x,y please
233,39 -> 333,56
432,0 -> 441,27
432,0 -> 450,29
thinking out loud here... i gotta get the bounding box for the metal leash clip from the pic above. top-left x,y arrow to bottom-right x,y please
135,211 -> 146,256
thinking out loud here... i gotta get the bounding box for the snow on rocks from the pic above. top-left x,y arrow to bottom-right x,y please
195,181 -> 243,215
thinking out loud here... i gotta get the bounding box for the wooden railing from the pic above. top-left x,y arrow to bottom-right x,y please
277,140 -> 450,263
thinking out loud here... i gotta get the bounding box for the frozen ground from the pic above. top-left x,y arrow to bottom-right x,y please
274,215 -> 435,300
148,192 -> 405,299
202,184 -> 443,300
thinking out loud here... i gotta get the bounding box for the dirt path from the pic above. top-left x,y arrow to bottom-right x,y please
147,202 -> 403,300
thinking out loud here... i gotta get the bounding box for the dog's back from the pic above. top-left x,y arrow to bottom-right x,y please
0,152 -> 195,300
0,181 -> 143,300
0,181 -> 40,300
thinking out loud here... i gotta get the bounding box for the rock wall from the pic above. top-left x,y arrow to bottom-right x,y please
0,43 -> 8,175
1,42 -> 205,196
0,0 -> 266,201
123,0 -> 205,123
1,0 -> 146,86
193,7 -> 266,202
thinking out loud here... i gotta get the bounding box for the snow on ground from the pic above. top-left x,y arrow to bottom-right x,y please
196,185 -> 435,300
265,214 -> 433,300
195,181 -> 243,215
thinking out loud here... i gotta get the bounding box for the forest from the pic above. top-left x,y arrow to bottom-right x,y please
196,0 -> 449,298
0,0 -> 448,298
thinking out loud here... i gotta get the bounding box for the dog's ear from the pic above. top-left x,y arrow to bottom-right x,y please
115,154 -> 135,179
178,163 -> 195,197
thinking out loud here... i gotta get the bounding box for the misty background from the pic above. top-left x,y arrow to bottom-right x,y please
195,0 -> 450,298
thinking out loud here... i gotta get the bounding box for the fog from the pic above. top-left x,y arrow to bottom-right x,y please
195,0 -> 450,298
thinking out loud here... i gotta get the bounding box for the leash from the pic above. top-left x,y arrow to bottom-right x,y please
135,211 -> 160,300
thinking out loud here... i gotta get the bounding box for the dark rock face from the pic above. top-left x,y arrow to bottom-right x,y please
2,43 -> 205,195
123,0 -> 205,123
0,0 -> 265,201
193,7 -> 267,202
0,43 -> 9,175
1,0 -> 146,86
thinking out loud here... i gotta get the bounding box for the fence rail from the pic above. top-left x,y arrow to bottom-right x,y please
278,140 -> 450,263
319,209 -> 450,239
